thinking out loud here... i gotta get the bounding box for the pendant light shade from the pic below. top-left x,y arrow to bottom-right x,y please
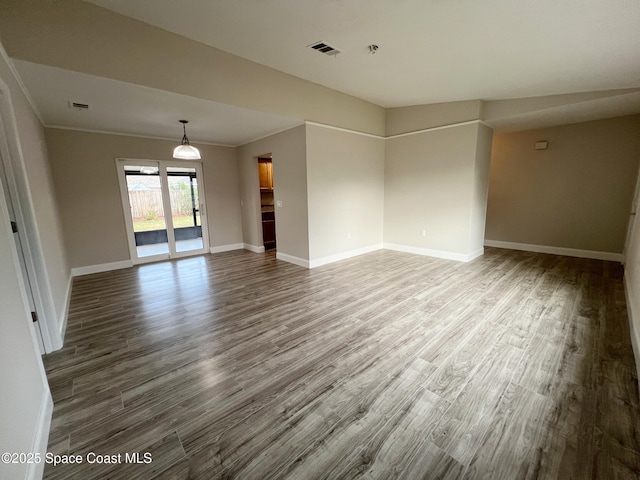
173,120 -> 201,160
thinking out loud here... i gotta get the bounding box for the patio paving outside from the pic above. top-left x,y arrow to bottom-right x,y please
136,238 -> 204,257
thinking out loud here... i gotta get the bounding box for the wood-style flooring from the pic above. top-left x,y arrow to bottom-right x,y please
43,248 -> 640,479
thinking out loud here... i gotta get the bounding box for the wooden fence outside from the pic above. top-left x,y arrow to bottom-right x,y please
128,190 -> 193,220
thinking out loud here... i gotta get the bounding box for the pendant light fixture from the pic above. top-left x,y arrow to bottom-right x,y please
173,119 -> 201,160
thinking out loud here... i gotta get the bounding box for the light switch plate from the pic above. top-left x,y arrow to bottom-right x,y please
276,200 -> 283,207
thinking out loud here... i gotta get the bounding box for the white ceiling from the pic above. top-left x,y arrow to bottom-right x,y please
11,1 -> 640,144
86,0 -> 640,108
13,60 -> 302,146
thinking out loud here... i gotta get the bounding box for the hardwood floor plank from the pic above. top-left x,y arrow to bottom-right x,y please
48,379 -> 73,404
430,342 -> 524,465
463,382 -> 555,480
594,437 -> 640,480
512,273 -> 583,397
500,270 -> 564,349
46,431 -> 186,480
41,248 -> 639,479
370,442 -> 465,480
596,386 -> 640,454
240,361 -> 445,480
600,360 -> 640,408
48,387 -> 124,443
423,320 -> 505,401
363,388 -> 461,479
558,315 -> 600,388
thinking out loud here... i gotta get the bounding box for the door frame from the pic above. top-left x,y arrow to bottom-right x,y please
0,79 -> 58,353
116,158 -> 210,264
624,162 -> 640,264
0,155 -> 45,352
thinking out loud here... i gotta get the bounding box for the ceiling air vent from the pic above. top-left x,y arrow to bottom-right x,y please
69,101 -> 89,110
308,41 -> 341,57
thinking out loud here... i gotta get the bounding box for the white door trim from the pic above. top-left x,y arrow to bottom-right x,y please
623,162 -> 640,264
116,158 -> 210,264
0,78 -> 60,352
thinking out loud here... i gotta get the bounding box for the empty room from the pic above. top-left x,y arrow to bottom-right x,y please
1,1 -> 639,479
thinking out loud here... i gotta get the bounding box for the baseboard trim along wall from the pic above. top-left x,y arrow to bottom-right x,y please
309,244 -> 383,269
243,243 -> 266,254
71,260 -> 133,277
484,240 -> 624,262
28,390 -> 53,480
623,275 -> 640,400
210,243 -> 244,254
276,252 -> 310,268
71,239 -> 619,279
383,243 -> 484,262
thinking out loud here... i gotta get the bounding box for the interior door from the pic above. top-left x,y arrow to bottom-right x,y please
117,159 -> 209,263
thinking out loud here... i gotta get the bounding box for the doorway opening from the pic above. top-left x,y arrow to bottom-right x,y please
117,159 -> 209,263
258,154 -> 276,250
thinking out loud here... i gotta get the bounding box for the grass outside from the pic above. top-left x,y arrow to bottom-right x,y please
133,215 -> 200,232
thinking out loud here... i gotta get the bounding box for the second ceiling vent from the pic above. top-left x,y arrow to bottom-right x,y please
308,41 -> 341,57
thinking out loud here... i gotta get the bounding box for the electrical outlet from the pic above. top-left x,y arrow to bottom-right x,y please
276,200 -> 283,208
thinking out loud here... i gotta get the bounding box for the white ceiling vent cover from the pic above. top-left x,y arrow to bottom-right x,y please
308,41 -> 341,56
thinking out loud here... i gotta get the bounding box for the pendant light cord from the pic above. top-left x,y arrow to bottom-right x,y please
182,122 -> 190,145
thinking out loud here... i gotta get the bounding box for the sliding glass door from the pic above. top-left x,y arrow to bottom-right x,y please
117,159 -> 209,263
167,167 -> 204,253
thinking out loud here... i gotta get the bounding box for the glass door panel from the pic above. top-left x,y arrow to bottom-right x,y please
167,166 -> 204,253
123,165 -> 170,258
118,159 -> 209,264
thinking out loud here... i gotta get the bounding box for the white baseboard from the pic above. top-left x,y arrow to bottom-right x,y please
276,252 -> 310,268
309,244 -> 383,268
484,239 -> 623,262
243,243 -> 266,254
383,243 -> 483,262
71,259 -> 133,277
27,390 -> 53,480
210,243 -> 244,254
624,274 -> 640,402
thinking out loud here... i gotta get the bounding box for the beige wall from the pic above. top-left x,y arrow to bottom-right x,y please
200,145 -> 243,249
386,100 -> 482,136
0,0 -> 385,136
306,124 -> 385,262
384,123 -> 491,258
237,125 -> 309,261
45,128 -> 242,268
485,115 -> 640,253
